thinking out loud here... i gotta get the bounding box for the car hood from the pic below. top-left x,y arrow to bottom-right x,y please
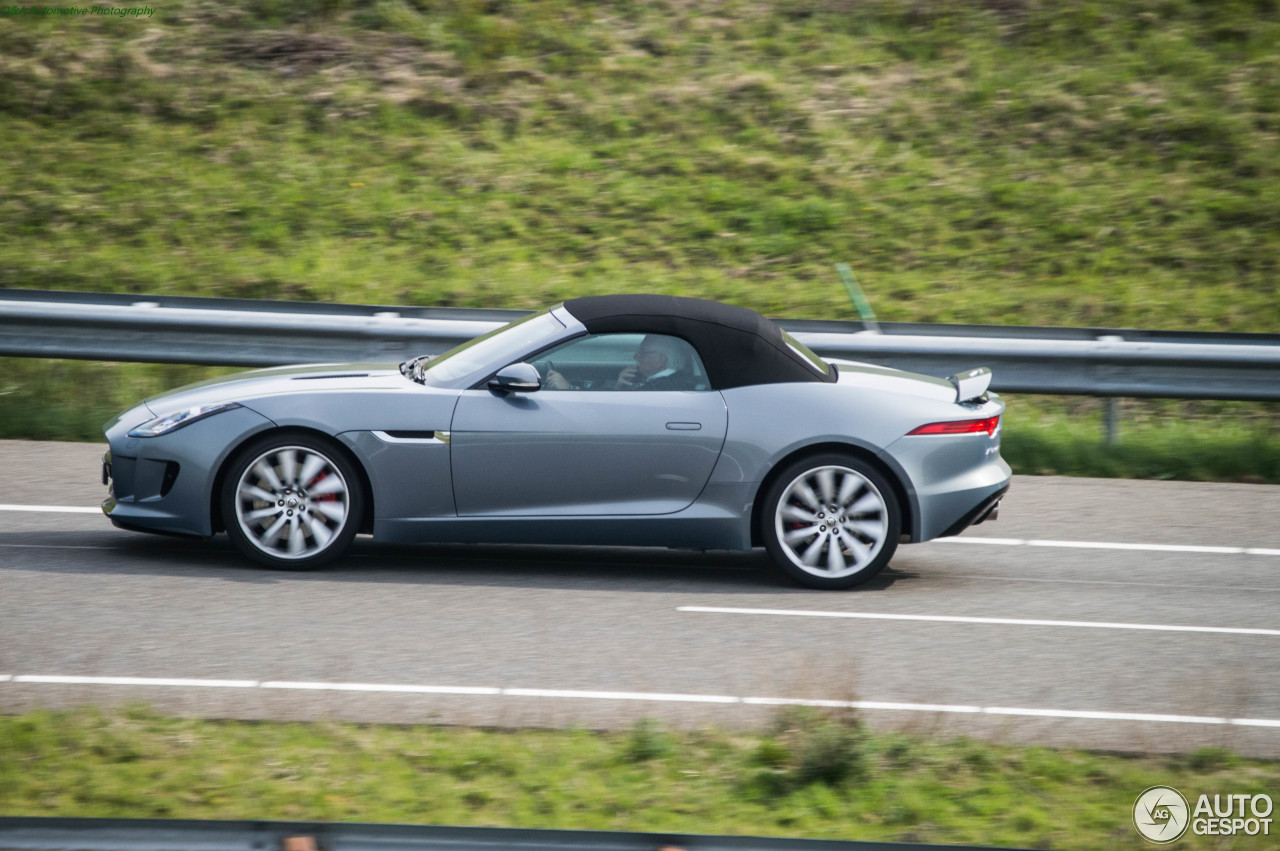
143,362 -> 407,414
828,358 -> 957,402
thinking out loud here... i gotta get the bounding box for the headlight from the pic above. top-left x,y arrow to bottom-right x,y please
128,402 -> 242,437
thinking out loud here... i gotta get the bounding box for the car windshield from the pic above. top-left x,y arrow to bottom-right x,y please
405,309 -> 563,385
782,330 -> 831,377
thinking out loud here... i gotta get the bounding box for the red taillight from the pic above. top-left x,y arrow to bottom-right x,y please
908,415 -> 1001,436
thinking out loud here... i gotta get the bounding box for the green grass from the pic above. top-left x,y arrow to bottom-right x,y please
1,0 -> 1278,326
1,0 -> 1277,474
1000,396 -> 1280,483
2,705 -> 1277,849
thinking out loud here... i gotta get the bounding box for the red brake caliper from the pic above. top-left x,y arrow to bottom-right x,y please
786,499 -> 804,531
310,472 -> 339,502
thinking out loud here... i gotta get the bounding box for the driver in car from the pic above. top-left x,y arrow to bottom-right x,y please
544,335 -> 696,391
613,335 -> 692,390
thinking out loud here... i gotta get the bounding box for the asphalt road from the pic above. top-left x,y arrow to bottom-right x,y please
2,439 -> 1279,756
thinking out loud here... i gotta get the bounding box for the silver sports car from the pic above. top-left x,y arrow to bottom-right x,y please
102,295 -> 1010,589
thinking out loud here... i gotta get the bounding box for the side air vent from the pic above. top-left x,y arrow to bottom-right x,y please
291,373 -> 370,380
372,430 -> 448,444
159,461 -> 180,497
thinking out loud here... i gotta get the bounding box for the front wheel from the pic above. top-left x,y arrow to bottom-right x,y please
760,453 -> 901,590
220,434 -> 364,570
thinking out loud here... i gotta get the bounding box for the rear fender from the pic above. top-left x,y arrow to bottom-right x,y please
749,442 -> 919,547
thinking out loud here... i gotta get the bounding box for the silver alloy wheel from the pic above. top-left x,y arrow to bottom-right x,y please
233,445 -> 350,560
773,464 -> 888,579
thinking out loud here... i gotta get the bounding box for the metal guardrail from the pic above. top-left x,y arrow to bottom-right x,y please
0,289 -> 519,370
1,288 -> 1278,400
0,816 -> 1022,851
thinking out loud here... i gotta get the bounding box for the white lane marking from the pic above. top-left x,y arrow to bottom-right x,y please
4,673 -> 1277,728
982,706 -> 1228,725
678,606 -> 1280,637
0,504 -> 101,514
744,696 -> 982,713
0,544 -> 113,550
936,536 -> 1280,557
14,675 -> 259,688
504,688 -> 739,704
961,574 -> 1280,593
937,537 -> 1024,546
262,681 -> 500,696
1030,540 -> 1242,555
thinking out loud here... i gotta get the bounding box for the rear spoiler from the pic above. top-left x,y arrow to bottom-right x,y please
949,367 -> 992,403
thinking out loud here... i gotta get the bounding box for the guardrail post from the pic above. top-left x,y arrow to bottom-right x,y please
1105,398 -> 1121,446
1095,336 -> 1124,445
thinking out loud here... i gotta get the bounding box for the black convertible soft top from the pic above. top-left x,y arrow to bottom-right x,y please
562,294 -> 834,390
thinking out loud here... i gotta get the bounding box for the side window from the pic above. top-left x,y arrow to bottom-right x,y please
534,333 -> 708,391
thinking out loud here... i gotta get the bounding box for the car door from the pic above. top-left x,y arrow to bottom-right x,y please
449,335 -> 727,516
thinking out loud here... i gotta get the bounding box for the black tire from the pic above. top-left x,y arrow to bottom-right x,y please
220,432 -> 364,570
760,453 -> 901,590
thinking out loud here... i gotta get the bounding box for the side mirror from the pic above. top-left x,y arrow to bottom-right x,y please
488,362 -> 542,394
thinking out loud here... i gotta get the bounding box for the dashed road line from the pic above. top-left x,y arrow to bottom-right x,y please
14,675 -> 259,688
959,574 -> 1280,592
677,606 -> 1280,636
262,681 -> 500,696
503,688 -> 739,704
936,536 -> 1280,557
0,504 -> 102,514
0,544 -> 113,550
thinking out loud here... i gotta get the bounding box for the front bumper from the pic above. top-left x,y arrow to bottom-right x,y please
101,404 -> 275,537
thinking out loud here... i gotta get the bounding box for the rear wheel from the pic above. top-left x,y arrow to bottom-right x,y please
221,434 -> 364,570
760,453 -> 901,590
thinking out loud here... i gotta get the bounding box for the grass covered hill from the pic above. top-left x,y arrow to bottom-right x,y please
2,0 -> 1279,330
